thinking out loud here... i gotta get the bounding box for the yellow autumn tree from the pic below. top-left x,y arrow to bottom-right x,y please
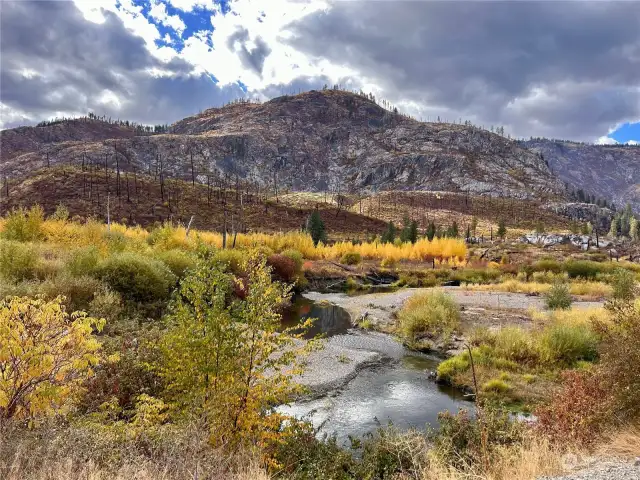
0,296 -> 104,421
159,253 -> 313,451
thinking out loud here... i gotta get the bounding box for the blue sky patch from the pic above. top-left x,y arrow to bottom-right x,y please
608,122 -> 640,144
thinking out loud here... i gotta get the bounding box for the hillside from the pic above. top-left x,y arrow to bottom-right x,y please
522,139 -> 640,212
0,166 -> 386,238
1,90 -> 565,202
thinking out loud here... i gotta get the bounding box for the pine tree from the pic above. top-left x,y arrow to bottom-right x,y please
471,217 -> 478,237
306,210 -> 327,246
425,221 -> 436,241
446,221 -> 459,238
381,221 -> 397,244
497,219 -> 507,239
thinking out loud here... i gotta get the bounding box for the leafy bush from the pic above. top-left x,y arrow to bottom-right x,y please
545,282 -> 572,310
1,205 -> 45,242
610,268 -> 638,301
266,254 -> 297,283
398,291 -> 460,342
212,249 -> 245,274
538,323 -> 599,365
66,246 -> 100,277
380,257 -> 397,268
536,370 -> 612,446
281,249 -> 304,271
0,240 -> 38,281
98,252 -> 177,303
103,231 -> 128,253
156,249 -> 196,279
340,252 -> 362,266
564,260 -> 609,280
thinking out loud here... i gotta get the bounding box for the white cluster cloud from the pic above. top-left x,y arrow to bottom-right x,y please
149,0 -> 187,36
2,0 -> 639,144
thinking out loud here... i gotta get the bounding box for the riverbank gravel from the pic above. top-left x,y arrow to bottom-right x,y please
539,460 -> 640,480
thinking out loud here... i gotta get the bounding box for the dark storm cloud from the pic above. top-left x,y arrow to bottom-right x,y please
227,27 -> 272,76
286,1 -> 640,140
0,1 -> 243,127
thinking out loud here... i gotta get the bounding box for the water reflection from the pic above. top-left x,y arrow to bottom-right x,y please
281,296 -> 352,339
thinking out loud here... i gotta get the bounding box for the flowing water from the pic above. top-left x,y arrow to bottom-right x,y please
279,295 -> 473,445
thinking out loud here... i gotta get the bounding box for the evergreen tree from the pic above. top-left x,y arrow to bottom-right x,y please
630,216 -> 640,242
381,221 -> 397,244
399,217 -> 419,244
446,221 -> 459,238
425,221 -> 436,241
497,219 -> 507,239
306,210 -> 327,246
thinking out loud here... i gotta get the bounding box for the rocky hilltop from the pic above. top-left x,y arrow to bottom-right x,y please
1,90 -> 564,200
522,139 -> 640,212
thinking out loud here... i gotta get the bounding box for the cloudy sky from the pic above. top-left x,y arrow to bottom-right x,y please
1,0 -> 638,144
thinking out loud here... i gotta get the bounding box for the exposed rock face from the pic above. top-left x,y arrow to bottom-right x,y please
1,90 -> 564,200
543,202 -> 613,231
518,233 -> 611,249
522,139 -> 640,213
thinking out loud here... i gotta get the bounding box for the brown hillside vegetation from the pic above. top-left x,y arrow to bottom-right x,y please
0,166 -> 386,237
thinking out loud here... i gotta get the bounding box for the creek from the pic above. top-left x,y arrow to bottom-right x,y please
278,295 -> 473,445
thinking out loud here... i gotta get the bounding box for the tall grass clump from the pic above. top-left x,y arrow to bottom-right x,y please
98,252 -> 177,303
545,282 -> 572,310
538,323 -> 599,366
398,290 -> 460,343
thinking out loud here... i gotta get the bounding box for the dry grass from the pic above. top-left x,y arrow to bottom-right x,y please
0,422 -> 267,480
420,436 -> 566,480
466,279 -> 612,300
598,423 -> 640,459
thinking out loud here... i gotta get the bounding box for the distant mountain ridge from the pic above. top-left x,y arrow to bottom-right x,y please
522,139 -> 640,212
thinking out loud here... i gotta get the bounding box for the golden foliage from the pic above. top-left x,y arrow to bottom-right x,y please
0,296 -> 104,421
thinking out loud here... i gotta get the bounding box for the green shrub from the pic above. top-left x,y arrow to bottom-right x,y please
156,250 -> 196,279
610,268 -> 638,301
452,268 -> 502,285
103,231 -> 128,252
545,282 -> 572,310
564,260 -> 609,280
88,287 -> 123,320
1,205 -> 45,242
66,246 -> 100,277
538,323 -> 599,366
398,291 -> 460,342
532,259 -> 563,274
340,252 -> 362,266
98,252 -> 177,303
482,378 -> 512,394
0,240 -> 38,281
